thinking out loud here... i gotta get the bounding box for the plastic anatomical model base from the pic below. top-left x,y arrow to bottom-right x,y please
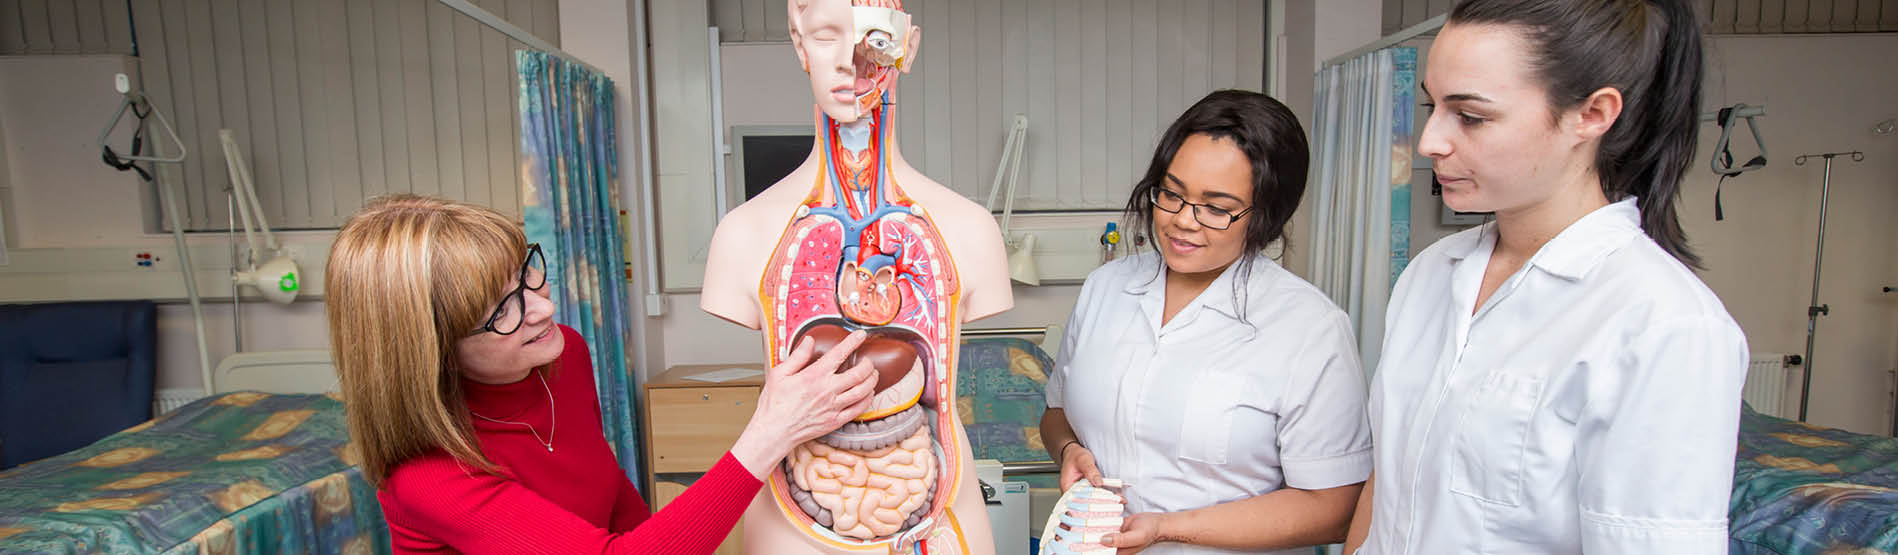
1038,480 -> 1128,555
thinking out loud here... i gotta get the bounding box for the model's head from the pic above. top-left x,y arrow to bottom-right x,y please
1126,90 -> 1309,278
789,0 -> 918,123
326,194 -> 559,485
1423,0 -> 1704,265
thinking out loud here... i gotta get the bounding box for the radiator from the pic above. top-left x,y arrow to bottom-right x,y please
153,388 -> 206,416
1744,353 -> 1796,418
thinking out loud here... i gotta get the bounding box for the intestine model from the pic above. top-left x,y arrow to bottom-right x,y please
1038,479 -> 1128,555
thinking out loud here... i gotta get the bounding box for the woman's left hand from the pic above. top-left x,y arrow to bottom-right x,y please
1103,512 -> 1164,554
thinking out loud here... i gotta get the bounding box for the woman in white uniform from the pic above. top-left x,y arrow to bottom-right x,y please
1343,1 -> 1747,553
1040,90 -> 1373,554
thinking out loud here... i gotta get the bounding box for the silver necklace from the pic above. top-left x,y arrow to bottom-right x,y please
469,369 -> 556,452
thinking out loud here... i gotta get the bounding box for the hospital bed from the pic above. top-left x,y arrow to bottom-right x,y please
0,350 -> 389,554
956,325 -> 1063,554
1729,404 -> 1898,553
957,326 -> 1061,474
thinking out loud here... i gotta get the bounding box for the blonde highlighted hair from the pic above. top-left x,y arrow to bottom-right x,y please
326,195 -> 527,487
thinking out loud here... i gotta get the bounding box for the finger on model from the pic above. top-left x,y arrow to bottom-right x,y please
838,357 -> 877,383
838,366 -> 877,401
843,385 -> 876,413
774,337 -> 815,376
809,329 -> 869,371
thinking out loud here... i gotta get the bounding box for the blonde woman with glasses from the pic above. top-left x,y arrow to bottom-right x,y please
326,195 -> 879,554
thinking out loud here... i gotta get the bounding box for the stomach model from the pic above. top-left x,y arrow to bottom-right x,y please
758,112 -> 965,550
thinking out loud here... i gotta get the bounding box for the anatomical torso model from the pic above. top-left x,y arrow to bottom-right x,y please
699,0 -> 1011,553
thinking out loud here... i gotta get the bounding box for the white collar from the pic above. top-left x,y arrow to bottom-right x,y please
1447,197 -> 1643,282
1123,252 -> 1279,323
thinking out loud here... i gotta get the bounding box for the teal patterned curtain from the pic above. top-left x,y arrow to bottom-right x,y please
517,50 -> 640,481
1388,47 -> 1417,283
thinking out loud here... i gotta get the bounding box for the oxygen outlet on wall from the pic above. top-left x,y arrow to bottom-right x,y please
131,250 -> 161,270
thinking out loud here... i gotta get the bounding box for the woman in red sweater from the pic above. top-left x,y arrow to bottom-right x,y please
326,195 -> 878,554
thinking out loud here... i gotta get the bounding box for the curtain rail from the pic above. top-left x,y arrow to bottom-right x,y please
1324,14 -> 1445,69
434,0 -> 607,76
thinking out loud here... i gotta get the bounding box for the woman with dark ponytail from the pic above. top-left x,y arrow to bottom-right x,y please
1344,1 -> 1746,553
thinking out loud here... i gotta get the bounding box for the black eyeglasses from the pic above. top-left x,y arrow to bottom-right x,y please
1149,188 -> 1252,230
472,244 -> 547,336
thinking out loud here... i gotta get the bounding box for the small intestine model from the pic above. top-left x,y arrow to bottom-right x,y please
1039,479 -> 1130,555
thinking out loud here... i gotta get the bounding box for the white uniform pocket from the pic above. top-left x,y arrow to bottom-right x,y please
1177,371 -> 1246,465
1449,370 -> 1542,506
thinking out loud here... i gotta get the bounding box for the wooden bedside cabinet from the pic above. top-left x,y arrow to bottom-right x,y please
644,364 -> 766,555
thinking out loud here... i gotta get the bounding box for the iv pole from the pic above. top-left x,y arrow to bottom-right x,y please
1793,150 -> 1864,422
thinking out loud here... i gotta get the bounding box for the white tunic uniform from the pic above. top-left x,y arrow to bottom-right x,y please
1047,252 -> 1374,555
1361,198 -> 1747,554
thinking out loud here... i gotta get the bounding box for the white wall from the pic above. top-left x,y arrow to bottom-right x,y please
2,56 -> 148,247
0,64 -> 18,250
648,0 -> 719,296
0,55 -> 331,391
1313,0 -> 1387,65
1691,34 -> 1898,435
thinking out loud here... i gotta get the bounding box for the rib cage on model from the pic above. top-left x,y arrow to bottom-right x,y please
1039,479 -> 1129,554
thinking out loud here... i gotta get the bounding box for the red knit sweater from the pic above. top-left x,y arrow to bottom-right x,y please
378,325 -> 762,554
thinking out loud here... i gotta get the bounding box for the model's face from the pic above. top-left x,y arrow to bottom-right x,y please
792,0 -> 918,122
1418,23 -> 1586,215
1152,134 -> 1254,277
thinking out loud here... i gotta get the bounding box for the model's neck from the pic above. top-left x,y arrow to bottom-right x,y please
826,106 -> 884,154
825,107 -> 886,194
835,117 -> 873,156
821,101 -> 911,162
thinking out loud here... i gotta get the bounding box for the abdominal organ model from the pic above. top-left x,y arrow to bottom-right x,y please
761,101 -> 964,550
710,0 -> 1007,552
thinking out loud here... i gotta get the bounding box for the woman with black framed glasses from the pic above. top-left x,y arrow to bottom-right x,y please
1037,90 -> 1373,554
326,195 -> 880,554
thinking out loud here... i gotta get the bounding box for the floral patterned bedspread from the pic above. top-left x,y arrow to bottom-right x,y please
1731,403 -> 1898,554
956,337 -> 1055,463
0,392 -> 388,554
956,336 -> 1062,490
